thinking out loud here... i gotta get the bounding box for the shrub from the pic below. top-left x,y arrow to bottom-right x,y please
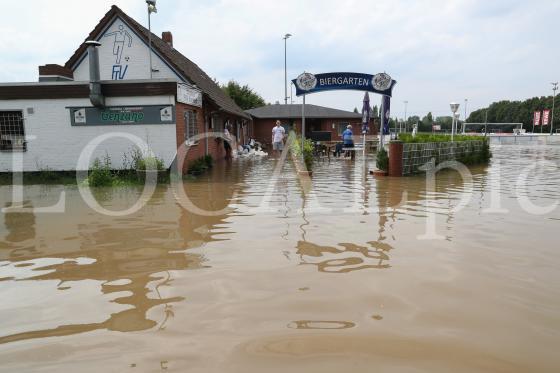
203,154 -> 214,168
289,131 -> 313,170
376,147 -> 389,171
88,156 -> 113,187
188,156 -> 210,175
398,133 -> 483,143
136,156 -> 165,171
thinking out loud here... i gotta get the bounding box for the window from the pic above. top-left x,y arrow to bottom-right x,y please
0,111 -> 26,152
212,115 -> 224,132
337,122 -> 349,135
184,110 -> 199,145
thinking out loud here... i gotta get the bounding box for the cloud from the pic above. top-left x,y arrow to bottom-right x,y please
1,0 -> 559,118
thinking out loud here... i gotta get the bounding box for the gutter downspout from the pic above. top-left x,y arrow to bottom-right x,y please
85,40 -> 105,108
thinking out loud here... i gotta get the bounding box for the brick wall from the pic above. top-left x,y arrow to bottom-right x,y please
175,102 -> 231,174
253,117 -> 378,146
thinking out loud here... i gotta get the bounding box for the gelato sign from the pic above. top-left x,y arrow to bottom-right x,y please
293,72 -> 396,97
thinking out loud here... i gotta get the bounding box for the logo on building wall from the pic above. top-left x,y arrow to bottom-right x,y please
104,24 -> 132,80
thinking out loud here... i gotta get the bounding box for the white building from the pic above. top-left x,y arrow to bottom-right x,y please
0,5 -> 250,173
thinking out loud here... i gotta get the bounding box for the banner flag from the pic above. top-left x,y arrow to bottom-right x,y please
533,111 -> 542,126
543,110 -> 551,126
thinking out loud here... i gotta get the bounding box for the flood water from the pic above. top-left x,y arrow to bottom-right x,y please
1,145 -> 559,372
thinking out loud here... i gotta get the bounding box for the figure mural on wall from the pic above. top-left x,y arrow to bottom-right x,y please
103,24 -> 132,80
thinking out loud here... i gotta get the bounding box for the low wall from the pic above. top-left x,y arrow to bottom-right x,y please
389,140 -> 485,176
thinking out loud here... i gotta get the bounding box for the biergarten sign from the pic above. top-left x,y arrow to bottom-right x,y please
69,105 -> 175,126
292,72 -> 397,97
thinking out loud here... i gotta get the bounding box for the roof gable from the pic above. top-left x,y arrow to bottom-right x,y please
65,5 -> 248,119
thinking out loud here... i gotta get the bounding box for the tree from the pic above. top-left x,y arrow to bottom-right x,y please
420,112 -> 434,132
353,107 -> 359,113
221,80 -> 266,110
372,105 -> 379,118
467,93 -> 559,132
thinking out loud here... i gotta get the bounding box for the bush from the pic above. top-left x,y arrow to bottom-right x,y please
88,156 -> 113,187
289,131 -> 313,170
398,133 -> 483,143
136,156 -> 165,171
188,156 -> 210,175
376,147 -> 389,171
203,154 -> 214,168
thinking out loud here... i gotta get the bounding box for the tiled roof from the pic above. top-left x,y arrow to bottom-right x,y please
64,5 -> 249,119
246,104 -> 362,119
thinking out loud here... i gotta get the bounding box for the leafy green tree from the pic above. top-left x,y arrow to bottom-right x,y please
221,80 -> 266,110
467,94 -> 559,131
419,112 -> 434,132
353,107 -> 359,113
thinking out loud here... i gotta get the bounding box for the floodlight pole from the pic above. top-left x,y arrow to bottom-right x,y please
283,34 -> 292,105
148,11 -> 152,78
146,0 -> 157,79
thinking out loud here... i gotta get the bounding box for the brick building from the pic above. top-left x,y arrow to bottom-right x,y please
246,104 -> 378,147
0,5 -> 250,173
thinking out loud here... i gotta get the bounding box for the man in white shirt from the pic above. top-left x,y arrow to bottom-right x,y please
271,120 -> 286,157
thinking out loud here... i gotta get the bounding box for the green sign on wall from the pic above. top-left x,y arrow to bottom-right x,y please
68,105 -> 175,126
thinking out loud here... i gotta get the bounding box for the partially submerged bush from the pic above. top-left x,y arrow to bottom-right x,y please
88,156 -> 113,187
398,133 -> 484,143
136,156 -> 165,171
188,156 -> 213,175
289,131 -> 313,171
376,147 -> 389,171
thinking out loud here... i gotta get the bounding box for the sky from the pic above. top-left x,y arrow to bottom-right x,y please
1,0 -> 559,120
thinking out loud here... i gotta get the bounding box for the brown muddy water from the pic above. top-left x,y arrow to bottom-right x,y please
1,145 -> 559,372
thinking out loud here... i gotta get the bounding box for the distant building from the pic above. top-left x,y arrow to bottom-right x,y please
0,5 -> 250,173
246,103 -> 378,146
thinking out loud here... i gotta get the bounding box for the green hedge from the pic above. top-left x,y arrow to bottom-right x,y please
398,133 -> 485,143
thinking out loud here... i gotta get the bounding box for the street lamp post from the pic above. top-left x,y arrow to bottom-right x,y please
551,82 -> 558,135
403,100 -> 408,133
146,0 -> 157,79
450,102 -> 460,141
463,98 -> 468,134
283,33 -> 292,105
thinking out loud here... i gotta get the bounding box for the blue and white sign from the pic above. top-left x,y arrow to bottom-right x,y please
292,72 -> 396,97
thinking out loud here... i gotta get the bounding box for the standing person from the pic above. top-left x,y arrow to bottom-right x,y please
271,120 -> 286,157
342,124 -> 354,159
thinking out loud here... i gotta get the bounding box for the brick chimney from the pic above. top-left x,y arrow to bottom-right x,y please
162,31 -> 173,48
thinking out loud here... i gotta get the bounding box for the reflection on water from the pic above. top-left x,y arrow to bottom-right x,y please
297,240 -> 392,273
0,172 -> 240,345
0,147 -> 560,372
287,320 -> 356,330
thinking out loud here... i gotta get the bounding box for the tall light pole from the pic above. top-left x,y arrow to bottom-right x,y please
403,100 -> 408,132
146,0 -> 157,79
463,98 -> 468,134
283,33 -> 292,105
450,102 -> 460,141
551,82 -> 558,135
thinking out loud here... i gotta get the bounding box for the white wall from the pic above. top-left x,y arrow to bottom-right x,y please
73,17 -> 181,82
0,95 -> 177,172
